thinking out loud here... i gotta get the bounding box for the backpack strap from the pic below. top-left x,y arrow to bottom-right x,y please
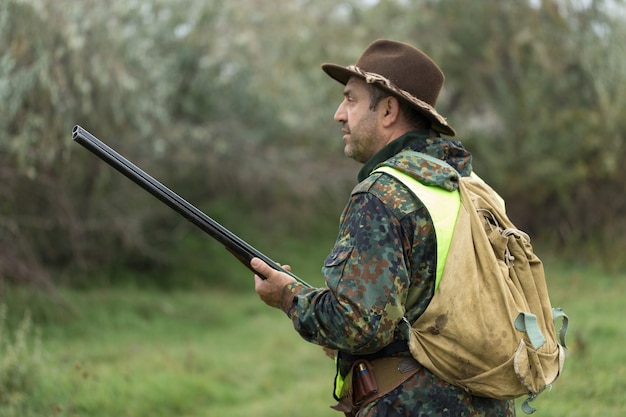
552,307 -> 569,348
372,151 -> 461,292
514,312 -> 547,350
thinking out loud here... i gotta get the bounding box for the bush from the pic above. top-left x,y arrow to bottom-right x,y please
0,305 -> 42,416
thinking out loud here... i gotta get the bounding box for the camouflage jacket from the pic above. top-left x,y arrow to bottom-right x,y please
280,130 -> 515,416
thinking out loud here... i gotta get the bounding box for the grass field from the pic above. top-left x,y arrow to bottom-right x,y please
1,259 -> 625,417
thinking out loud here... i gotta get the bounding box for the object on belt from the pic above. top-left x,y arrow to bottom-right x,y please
331,356 -> 421,415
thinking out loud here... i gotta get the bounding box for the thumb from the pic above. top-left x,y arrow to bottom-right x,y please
250,257 -> 272,278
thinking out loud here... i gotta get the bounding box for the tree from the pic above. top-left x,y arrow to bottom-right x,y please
2,0 -> 624,289
427,0 -> 626,256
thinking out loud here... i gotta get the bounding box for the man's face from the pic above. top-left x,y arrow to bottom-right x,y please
334,77 -> 384,164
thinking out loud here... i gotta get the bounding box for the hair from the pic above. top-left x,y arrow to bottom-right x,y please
366,83 -> 430,130
367,83 -> 389,110
398,100 -> 431,130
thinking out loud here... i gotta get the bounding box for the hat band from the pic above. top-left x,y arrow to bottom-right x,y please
347,65 -> 450,127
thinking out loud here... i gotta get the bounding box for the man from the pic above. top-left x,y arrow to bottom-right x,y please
251,39 -> 515,417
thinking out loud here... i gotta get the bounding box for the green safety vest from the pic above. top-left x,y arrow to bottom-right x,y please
373,165 -> 461,292
334,161 -> 461,399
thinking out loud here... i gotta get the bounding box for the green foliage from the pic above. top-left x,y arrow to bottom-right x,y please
1,0 -> 625,288
0,305 -> 42,417
430,0 -> 626,245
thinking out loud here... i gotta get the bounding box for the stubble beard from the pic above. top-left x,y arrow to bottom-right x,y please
343,118 -> 379,164
344,138 -> 367,163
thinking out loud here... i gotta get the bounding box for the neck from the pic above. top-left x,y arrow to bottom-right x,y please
357,129 -> 434,182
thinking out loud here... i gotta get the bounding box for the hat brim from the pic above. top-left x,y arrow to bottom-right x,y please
322,63 -> 353,85
322,63 -> 456,137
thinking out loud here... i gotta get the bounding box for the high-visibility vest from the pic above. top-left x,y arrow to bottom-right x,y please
334,163 -> 461,399
375,146 -> 506,285
373,165 -> 461,292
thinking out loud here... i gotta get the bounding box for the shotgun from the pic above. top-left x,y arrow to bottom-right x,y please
71,125 -> 311,287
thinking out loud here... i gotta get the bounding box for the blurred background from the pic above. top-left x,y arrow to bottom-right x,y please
2,0 -> 624,289
1,0 -> 625,416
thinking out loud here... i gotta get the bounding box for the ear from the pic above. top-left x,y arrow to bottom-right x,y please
380,96 -> 401,128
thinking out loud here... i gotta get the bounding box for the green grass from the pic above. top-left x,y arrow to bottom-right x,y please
2,288 -> 336,417
1,259 -> 625,417
532,260 -> 626,416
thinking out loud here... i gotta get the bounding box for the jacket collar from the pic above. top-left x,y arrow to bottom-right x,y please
358,130 -> 436,182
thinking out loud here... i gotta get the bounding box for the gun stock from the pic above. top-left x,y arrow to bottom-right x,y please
71,125 -> 311,287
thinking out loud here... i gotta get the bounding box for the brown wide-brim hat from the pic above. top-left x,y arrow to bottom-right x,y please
322,39 -> 455,136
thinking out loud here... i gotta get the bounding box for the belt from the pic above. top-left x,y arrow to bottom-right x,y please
331,355 -> 421,415
338,340 -> 410,364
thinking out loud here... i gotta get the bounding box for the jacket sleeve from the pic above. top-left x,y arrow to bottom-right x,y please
281,190 -> 411,354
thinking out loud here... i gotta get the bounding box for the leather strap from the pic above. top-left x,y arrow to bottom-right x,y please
332,356 -> 421,415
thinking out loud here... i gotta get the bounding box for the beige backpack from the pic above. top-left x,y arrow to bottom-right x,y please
378,152 -> 569,414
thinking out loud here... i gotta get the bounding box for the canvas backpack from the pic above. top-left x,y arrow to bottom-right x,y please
374,151 -> 569,414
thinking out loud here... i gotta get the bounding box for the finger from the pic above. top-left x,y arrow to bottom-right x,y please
254,274 -> 264,290
251,257 -> 272,278
322,346 -> 336,360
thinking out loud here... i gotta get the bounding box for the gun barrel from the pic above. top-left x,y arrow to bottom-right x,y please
71,125 -> 311,287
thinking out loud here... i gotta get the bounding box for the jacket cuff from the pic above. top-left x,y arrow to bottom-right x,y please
280,281 -> 304,314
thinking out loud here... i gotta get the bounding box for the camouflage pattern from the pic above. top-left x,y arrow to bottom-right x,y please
280,131 -> 515,416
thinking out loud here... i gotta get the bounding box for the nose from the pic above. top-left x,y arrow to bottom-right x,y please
334,100 -> 347,123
